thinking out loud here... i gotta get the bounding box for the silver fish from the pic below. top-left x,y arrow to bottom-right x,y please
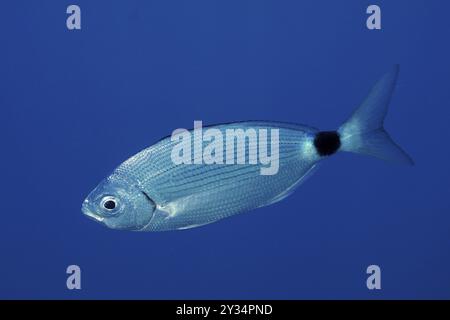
82,65 -> 413,231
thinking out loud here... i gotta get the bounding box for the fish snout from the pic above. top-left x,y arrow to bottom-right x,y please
81,200 -> 104,223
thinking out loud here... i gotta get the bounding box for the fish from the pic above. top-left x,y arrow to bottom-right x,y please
82,65 -> 413,231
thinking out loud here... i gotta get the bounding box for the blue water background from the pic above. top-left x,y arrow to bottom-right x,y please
1,1 -> 449,299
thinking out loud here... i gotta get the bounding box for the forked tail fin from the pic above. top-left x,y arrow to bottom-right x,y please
337,65 -> 414,165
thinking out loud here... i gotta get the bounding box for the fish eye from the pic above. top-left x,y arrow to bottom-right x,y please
100,196 -> 119,212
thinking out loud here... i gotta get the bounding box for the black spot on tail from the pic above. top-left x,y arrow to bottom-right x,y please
314,131 -> 341,156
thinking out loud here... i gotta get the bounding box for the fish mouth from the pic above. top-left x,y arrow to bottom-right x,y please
81,200 -> 105,223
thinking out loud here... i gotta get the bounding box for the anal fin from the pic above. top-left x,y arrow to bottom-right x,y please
259,164 -> 318,207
